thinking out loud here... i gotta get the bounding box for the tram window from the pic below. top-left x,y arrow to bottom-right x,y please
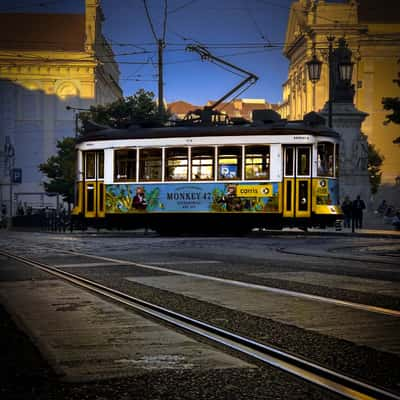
317,142 -> 334,177
114,149 -> 136,181
218,146 -> 242,180
245,145 -> 270,180
335,144 -> 339,177
192,147 -> 214,180
139,148 -> 162,181
165,147 -> 188,181
297,148 -> 310,176
285,148 -> 294,176
87,184 -> 94,212
98,152 -> 104,179
85,152 -> 96,179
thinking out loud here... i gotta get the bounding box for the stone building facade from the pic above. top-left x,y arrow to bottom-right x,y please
278,0 -> 400,184
0,0 -> 121,215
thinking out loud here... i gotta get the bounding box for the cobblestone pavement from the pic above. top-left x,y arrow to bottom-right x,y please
0,230 -> 399,399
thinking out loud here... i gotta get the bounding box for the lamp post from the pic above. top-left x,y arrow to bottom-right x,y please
306,36 -> 355,128
4,136 -> 15,228
66,106 -> 91,137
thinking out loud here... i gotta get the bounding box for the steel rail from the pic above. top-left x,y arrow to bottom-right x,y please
1,250 -> 399,400
276,246 -> 399,266
60,249 -> 400,318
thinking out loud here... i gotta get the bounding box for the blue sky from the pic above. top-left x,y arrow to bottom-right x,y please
1,0 -> 293,105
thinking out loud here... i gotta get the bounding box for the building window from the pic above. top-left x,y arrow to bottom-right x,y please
191,147 -> 214,180
114,149 -> 136,181
139,148 -> 162,181
245,145 -> 270,180
218,146 -> 242,180
165,148 -> 188,181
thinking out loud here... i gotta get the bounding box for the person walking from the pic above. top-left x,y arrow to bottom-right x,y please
341,196 -> 352,228
352,195 -> 366,229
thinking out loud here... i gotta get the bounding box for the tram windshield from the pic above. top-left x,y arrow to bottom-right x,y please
317,142 -> 334,177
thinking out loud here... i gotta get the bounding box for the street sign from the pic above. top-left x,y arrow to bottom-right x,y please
12,168 -> 22,184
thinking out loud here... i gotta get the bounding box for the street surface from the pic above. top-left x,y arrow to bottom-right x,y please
0,230 -> 399,399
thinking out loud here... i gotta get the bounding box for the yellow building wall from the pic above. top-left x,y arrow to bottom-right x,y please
0,1 -> 122,211
279,1 -> 400,184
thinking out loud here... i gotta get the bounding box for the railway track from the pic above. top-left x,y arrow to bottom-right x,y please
58,249 -> 400,317
276,242 -> 400,265
1,249 -> 399,400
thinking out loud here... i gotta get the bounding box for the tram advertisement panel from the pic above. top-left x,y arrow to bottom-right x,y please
106,182 -> 280,213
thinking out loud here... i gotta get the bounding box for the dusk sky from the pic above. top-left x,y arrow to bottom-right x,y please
1,0 -> 294,106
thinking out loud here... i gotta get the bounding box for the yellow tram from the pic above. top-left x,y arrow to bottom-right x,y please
72,115 -> 342,233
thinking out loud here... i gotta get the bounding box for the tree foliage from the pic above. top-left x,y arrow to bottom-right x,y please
382,64 -> 400,143
38,90 -> 168,205
79,89 -> 169,130
367,141 -> 384,195
38,137 -> 76,204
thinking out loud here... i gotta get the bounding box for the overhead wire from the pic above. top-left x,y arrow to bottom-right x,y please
168,0 -> 199,15
142,0 -> 159,43
162,0 -> 168,42
0,0 -> 63,12
241,0 -> 271,45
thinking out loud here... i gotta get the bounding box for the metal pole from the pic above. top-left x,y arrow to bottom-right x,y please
158,39 -> 164,117
8,181 -> 13,229
327,36 -> 335,128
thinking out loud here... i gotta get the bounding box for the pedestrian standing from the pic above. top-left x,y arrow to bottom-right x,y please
341,196 -> 352,228
352,195 -> 366,229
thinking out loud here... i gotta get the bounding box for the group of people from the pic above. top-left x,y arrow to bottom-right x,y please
341,196 -> 400,230
377,199 -> 400,230
341,195 -> 366,229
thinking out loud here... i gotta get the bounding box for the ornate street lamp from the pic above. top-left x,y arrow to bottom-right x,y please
306,54 -> 322,84
306,36 -> 355,128
336,38 -> 354,83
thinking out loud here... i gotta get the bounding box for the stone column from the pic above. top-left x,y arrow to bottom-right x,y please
320,102 -> 371,205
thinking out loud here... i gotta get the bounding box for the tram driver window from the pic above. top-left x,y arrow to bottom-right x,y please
297,148 -> 310,176
245,145 -> 270,180
166,147 -> 188,181
85,152 -> 96,179
192,147 -> 214,180
317,142 -> 334,177
218,147 -> 242,180
114,149 -> 137,181
139,148 -> 162,181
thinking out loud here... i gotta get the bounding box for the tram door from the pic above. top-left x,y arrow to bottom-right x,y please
83,151 -> 105,218
283,146 -> 311,218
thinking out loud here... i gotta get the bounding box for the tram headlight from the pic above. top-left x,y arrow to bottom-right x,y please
319,179 -> 326,187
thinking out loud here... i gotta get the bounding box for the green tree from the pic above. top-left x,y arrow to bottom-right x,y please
382,97 -> 400,144
382,64 -> 400,143
367,141 -> 384,195
79,89 -> 169,130
39,137 -> 76,205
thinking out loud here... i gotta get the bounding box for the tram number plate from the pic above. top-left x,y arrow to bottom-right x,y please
316,187 -> 328,195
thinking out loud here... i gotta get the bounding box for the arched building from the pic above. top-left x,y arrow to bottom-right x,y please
278,0 -> 400,185
0,0 -> 122,215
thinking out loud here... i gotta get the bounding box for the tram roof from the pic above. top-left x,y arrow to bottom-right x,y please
77,121 -> 339,143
